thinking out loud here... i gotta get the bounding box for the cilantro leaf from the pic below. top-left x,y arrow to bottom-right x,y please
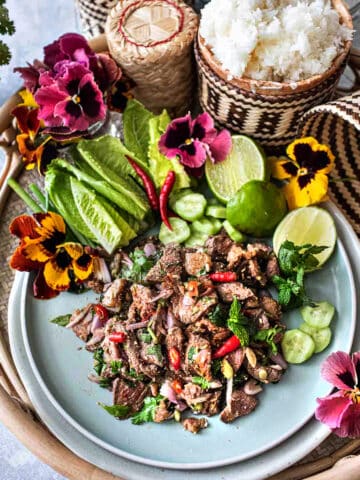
208,304 -> 229,327
253,326 -> 284,354
227,298 -> 250,346
211,358 -> 222,378
99,377 -> 112,389
50,314 -> 71,327
121,249 -> 158,283
146,344 -> 163,362
131,395 -> 163,425
192,376 -> 211,390
139,332 -> 152,343
187,346 -> 198,363
99,403 -> 130,418
93,348 -> 106,376
110,360 -> 123,374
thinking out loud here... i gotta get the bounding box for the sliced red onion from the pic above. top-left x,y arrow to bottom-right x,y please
126,321 -> 149,331
226,377 -> 233,409
151,289 -> 173,303
269,352 -> 288,370
182,294 -> 194,306
166,309 -> 175,330
93,257 -> 111,283
144,243 -> 156,257
121,253 -> 133,268
86,328 -> 105,346
244,379 -> 263,395
66,306 -> 93,329
109,341 -> 120,360
91,314 -> 102,334
160,381 -> 187,411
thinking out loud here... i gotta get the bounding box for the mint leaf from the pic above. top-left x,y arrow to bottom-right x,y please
131,395 -> 163,425
99,403 -> 130,418
208,304 -> 229,327
51,314 -> 71,327
192,376 -> 211,390
278,240 -> 328,275
227,298 -> 250,346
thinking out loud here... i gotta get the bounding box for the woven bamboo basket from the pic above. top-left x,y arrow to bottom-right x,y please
1,33 -> 360,480
75,0 -> 118,38
195,0 -> 353,153
105,0 -> 199,116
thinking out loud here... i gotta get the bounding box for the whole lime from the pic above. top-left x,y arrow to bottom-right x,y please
226,180 -> 287,237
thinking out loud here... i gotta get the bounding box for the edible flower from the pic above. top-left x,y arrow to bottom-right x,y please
270,137 -> 335,210
315,351 -> 360,438
11,105 -> 57,173
159,112 -> 232,176
9,212 -> 94,299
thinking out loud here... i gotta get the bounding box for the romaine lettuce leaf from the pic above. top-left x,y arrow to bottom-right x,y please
123,99 -> 154,166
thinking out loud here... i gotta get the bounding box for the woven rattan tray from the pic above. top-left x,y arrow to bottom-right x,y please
1,34 -> 360,480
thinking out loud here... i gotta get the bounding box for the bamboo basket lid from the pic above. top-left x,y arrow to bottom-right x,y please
106,0 -> 199,115
0,33 -> 360,480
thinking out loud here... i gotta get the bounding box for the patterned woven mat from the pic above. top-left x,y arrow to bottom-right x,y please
0,165 -> 358,471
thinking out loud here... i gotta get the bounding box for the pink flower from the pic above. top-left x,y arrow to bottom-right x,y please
35,62 -> 106,132
315,351 -> 360,438
159,112 -> 232,175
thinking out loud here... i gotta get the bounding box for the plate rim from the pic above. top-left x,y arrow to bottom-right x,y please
19,202 -> 358,470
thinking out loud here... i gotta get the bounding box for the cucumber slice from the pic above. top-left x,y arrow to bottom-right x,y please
300,301 -> 335,329
184,231 -> 209,247
192,218 -> 222,235
207,198 -> 223,206
299,323 -> 332,354
281,329 -> 315,364
205,205 -> 227,219
169,189 -> 194,210
223,220 -> 248,243
172,193 -> 207,222
159,218 -> 191,245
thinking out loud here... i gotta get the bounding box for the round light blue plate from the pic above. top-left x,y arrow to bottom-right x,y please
20,209 -> 356,470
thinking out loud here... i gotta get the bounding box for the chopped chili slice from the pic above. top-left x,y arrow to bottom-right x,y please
168,346 -> 181,371
209,272 -> 237,282
94,304 -> 109,322
213,335 -> 241,359
109,332 -> 127,343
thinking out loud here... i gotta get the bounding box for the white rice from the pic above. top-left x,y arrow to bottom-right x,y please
199,0 -> 353,82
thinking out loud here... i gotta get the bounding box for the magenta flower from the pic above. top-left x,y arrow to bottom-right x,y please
159,112 -> 232,174
35,62 -> 106,132
315,351 -> 360,438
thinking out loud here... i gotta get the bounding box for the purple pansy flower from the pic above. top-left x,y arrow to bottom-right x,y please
315,351 -> 360,438
35,62 -> 106,132
44,33 -> 95,68
159,112 -> 232,175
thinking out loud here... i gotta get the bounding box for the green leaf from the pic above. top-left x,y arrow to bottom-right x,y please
148,110 -> 191,190
208,304 -> 229,327
123,99 -> 154,165
253,326 -> 284,354
131,395 -> 163,425
93,348 -> 106,376
99,377 -> 112,389
99,403 -> 130,418
121,248 -> 158,283
50,314 -> 71,327
278,240 -> 328,275
139,332 -> 152,343
187,346 -> 198,363
128,368 -> 145,381
227,298 -> 250,346
192,376 -> 211,390
146,344 -> 163,361
110,360 -> 123,374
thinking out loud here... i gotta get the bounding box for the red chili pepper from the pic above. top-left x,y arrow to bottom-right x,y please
171,379 -> 183,395
213,335 -> 241,359
187,280 -> 199,297
126,155 -> 159,210
168,346 -> 181,370
109,332 -> 127,343
209,272 -> 237,282
159,171 -> 176,230
94,304 -> 109,322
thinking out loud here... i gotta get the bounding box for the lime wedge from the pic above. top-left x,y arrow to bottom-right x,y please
205,135 -> 268,204
273,206 -> 337,268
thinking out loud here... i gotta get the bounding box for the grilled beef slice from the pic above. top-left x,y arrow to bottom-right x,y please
184,251 -> 212,276
112,378 -> 149,415
102,278 -> 128,312
185,334 -> 212,380
205,232 -> 234,260
220,389 -> 257,423
145,243 -> 184,283
216,282 -> 255,303
177,291 -> 218,324
69,304 -> 93,342
182,417 -> 208,434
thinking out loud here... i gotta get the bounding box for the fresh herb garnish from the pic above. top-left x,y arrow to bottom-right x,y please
139,332 -> 152,343
227,298 -> 250,346
93,348 -> 106,376
208,304 -> 229,327
187,346 -> 198,363
253,326 -> 284,354
211,358 -> 222,377
192,376 -> 211,390
146,344 -> 163,362
110,360 -> 123,374
99,377 -> 112,389
99,403 -> 130,418
50,314 -> 71,327
122,248 -> 157,283
131,395 -> 163,425
277,241 -> 328,275
128,368 -> 145,381
273,267 -> 312,309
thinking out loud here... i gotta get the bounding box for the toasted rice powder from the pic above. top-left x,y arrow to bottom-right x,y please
199,0 -> 353,82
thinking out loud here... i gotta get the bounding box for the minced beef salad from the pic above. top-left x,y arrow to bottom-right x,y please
65,232 -> 287,434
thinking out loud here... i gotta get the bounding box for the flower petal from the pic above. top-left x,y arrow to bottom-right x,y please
14,62 -> 44,93
208,129 -> 232,163
61,242 -> 83,260
352,352 -> 360,387
178,140 -> 207,168
23,237 -> 56,263
9,215 -> 39,240
43,252 -> 72,291
33,268 -> 59,299
321,351 -> 357,390
333,402 -> 360,438
35,84 -> 68,127
192,112 -> 217,143
159,114 -> 192,151
34,212 -> 66,237
72,253 -> 94,281
315,390 -> 352,429
9,245 -> 43,271
12,106 -> 40,135
283,173 -> 328,210
270,156 -> 298,180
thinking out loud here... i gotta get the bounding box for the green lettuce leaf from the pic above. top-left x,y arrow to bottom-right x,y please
148,110 -> 190,190
123,99 -> 154,165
